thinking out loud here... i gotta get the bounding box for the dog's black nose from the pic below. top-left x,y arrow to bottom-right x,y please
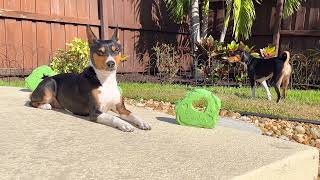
106,61 -> 115,68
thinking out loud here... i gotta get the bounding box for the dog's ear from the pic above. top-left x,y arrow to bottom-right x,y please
86,25 -> 97,46
111,26 -> 120,44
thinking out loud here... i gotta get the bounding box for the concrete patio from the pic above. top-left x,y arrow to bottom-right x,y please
0,87 -> 318,179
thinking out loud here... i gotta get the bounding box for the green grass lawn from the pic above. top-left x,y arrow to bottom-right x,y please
1,80 -> 319,120
0,80 -> 25,87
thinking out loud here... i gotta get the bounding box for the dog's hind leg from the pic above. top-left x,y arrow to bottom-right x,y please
273,74 -> 284,103
30,78 -> 58,110
261,80 -> 272,100
281,64 -> 292,99
113,97 -> 151,130
282,75 -> 290,99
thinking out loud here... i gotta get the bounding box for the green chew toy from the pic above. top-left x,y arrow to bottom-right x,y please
25,65 -> 56,91
175,88 -> 221,128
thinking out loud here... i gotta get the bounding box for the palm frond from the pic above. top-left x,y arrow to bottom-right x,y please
164,0 -> 192,23
283,0 -> 305,18
223,0 -> 232,28
203,0 -> 210,16
232,0 -> 257,41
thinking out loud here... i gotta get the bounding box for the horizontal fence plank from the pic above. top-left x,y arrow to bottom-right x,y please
108,25 -> 190,35
280,30 -> 320,37
0,68 -> 32,76
0,9 -> 101,26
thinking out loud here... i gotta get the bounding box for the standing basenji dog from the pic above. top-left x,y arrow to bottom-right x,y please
30,26 -> 151,132
227,50 -> 292,103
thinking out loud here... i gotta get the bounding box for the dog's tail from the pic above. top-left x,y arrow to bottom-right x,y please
281,51 -> 290,64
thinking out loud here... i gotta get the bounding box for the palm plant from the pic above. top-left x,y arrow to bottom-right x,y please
164,0 -> 192,24
164,0 -> 210,39
220,0 -> 262,42
164,0 -> 209,79
220,0 -> 304,43
284,0 -> 306,18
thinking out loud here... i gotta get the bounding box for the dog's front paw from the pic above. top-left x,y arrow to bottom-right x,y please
118,122 -> 135,132
136,120 -> 151,130
38,104 -> 52,110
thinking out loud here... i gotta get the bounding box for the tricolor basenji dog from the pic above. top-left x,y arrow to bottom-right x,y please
227,50 -> 292,103
30,26 -> 151,132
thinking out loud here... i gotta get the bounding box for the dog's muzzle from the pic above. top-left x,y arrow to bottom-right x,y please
107,61 -> 115,68
106,55 -> 116,71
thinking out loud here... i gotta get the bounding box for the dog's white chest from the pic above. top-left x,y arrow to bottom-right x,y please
97,85 -> 121,112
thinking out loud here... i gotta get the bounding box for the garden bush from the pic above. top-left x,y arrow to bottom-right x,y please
50,38 -> 90,74
153,43 -> 181,82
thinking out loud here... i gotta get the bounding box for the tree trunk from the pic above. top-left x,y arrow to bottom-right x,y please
219,1 -> 231,43
191,0 -> 200,79
273,0 -> 284,55
191,0 -> 200,46
200,0 -> 209,39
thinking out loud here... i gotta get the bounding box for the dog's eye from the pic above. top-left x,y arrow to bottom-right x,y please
96,47 -> 106,56
96,50 -> 105,56
111,46 -> 120,53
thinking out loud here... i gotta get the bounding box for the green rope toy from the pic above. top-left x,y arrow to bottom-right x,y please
25,65 -> 56,91
175,88 -> 221,129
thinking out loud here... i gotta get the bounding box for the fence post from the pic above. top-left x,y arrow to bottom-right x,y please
99,0 -> 109,40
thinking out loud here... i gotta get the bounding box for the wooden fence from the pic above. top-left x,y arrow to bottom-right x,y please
0,0 -> 190,75
0,0 -> 319,75
0,0 -> 101,75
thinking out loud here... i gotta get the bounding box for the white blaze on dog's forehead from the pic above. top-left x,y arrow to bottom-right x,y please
106,55 -> 115,62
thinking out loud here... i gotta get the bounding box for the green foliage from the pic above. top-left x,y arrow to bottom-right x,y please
164,0 -> 211,24
284,0 -> 306,18
203,0 -> 210,16
50,38 -> 90,74
197,35 -> 226,58
153,43 -> 181,82
163,0 -> 192,23
260,44 -> 277,59
223,0 -> 233,29
226,41 -> 259,57
239,41 -> 254,52
227,40 -> 239,52
232,0 -> 262,41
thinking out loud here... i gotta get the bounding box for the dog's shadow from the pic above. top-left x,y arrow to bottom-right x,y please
24,101 -> 92,122
156,117 -> 177,125
20,89 -> 32,92
23,101 -> 149,129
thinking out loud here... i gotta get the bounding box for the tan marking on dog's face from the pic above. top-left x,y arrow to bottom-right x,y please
111,46 -> 116,52
92,53 -> 107,70
114,55 -> 121,64
228,55 -> 241,63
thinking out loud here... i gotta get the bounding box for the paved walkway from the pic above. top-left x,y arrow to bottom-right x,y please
0,87 -> 318,179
